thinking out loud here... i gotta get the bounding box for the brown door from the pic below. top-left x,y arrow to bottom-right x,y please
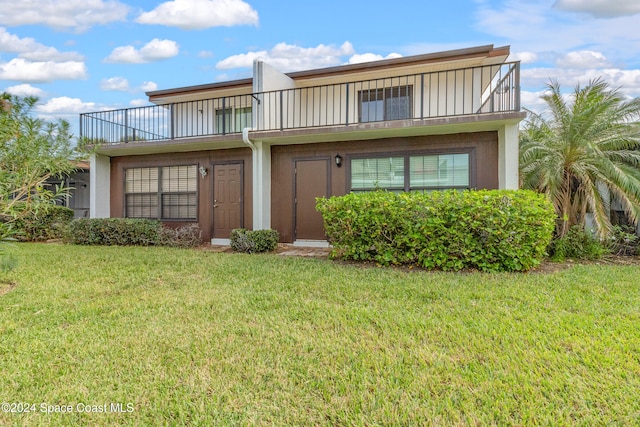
294,158 -> 330,240
213,163 -> 243,238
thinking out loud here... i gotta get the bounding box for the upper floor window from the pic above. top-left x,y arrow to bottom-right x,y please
215,106 -> 252,134
125,165 -> 197,220
359,86 -> 412,123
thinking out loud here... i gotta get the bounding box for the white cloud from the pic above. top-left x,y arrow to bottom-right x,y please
129,99 -> 149,107
347,52 -> 402,64
521,67 -> 640,97
0,27 -> 83,61
198,50 -> 214,58
3,83 -> 45,97
555,50 -> 611,68
554,0 -> 640,18
216,42 -> 355,72
473,0 -> 640,102
105,39 -> 179,64
508,51 -> 538,64
0,0 -> 129,33
0,58 -> 87,83
598,69 -> 640,95
475,0 -> 640,55
520,90 -> 551,114
140,81 -> 158,92
474,1 -> 551,43
136,0 -> 258,30
100,77 -> 130,91
35,96 -> 99,114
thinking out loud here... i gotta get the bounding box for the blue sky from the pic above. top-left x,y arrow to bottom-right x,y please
1,0 -> 639,136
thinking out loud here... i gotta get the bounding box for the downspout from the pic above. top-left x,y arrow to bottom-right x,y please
242,127 -> 256,151
242,127 -> 270,230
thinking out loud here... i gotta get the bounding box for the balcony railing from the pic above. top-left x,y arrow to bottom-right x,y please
80,62 -> 520,145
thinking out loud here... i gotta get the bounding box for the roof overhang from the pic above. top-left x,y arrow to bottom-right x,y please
95,111 -> 525,157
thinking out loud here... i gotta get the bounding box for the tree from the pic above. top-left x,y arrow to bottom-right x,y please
1,94 -> 84,269
519,78 -> 640,238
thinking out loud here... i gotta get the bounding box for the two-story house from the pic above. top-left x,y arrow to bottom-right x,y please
82,44 -> 525,245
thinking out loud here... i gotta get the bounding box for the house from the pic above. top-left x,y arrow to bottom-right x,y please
82,44 -> 525,245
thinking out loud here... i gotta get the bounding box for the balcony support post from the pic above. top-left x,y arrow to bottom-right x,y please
170,104 -> 175,140
124,109 -> 129,143
420,74 -> 424,120
345,83 -> 349,126
280,91 -> 284,131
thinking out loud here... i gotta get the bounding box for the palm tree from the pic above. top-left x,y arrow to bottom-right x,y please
520,78 -> 640,238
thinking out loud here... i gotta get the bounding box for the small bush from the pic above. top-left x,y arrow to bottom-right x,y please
5,204 -> 74,241
607,225 -> 640,256
317,189 -> 556,272
548,225 -> 609,261
230,228 -> 279,253
65,218 -> 161,246
159,224 -> 203,248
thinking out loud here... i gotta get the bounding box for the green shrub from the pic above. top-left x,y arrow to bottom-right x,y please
65,218 -> 161,246
158,224 -> 203,248
316,189 -> 556,272
549,225 -> 609,261
230,228 -> 279,253
6,204 -> 74,241
0,223 -> 17,273
606,225 -> 640,256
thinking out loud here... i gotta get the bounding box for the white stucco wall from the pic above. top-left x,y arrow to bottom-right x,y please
250,140 -> 271,230
90,153 -> 111,218
498,123 -> 519,189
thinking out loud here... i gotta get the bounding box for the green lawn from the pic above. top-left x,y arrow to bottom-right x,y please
1,243 -> 639,426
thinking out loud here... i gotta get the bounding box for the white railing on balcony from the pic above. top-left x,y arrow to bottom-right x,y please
80,62 -> 520,145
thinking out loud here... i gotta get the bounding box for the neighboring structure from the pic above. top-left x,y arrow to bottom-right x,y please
81,45 -> 525,245
45,161 -> 91,218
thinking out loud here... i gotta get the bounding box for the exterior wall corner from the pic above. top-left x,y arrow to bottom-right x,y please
498,123 -> 519,190
90,153 -> 111,218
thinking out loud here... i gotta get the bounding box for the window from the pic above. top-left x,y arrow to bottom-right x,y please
125,165 -> 197,220
349,152 -> 471,192
351,157 -> 405,191
125,167 -> 158,218
234,107 -> 252,132
215,106 -> 252,134
359,86 -> 412,122
409,154 -> 469,190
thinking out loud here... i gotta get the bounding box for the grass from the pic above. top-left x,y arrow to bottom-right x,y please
1,243 -> 639,426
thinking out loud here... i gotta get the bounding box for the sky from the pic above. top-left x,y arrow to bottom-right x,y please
1,0 -> 639,137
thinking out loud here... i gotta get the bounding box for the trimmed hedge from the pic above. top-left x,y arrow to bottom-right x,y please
65,218 -> 161,246
3,204 -> 74,241
230,228 -> 279,253
64,218 -> 203,248
316,189 -> 556,272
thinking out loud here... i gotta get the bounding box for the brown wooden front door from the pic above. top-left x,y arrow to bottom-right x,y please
213,163 -> 243,238
294,158 -> 330,240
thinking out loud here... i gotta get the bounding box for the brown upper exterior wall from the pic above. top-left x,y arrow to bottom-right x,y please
110,148 -> 252,242
271,131 -> 498,243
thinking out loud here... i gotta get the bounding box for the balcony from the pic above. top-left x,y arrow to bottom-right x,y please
80,62 -> 520,145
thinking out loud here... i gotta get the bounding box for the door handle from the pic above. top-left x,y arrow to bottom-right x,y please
213,199 -> 218,208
